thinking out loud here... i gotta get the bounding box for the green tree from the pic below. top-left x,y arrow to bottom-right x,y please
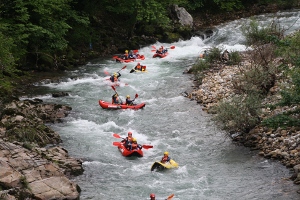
0,0 -> 89,70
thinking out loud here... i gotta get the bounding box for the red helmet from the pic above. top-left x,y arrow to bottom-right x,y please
128,132 -> 132,136
150,193 -> 155,198
137,62 -> 140,65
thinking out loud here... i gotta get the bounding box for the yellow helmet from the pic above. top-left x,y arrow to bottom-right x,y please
125,50 -> 128,53
132,138 -> 137,142
126,95 -> 130,98
114,73 -> 117,76
164,151 -> 169,155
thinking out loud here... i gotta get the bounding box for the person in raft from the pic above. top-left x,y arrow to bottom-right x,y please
150,193 -> 156,200
161,151 -> 171,163
156,46 -> 167,54
128,138 -> 142,151
110,72 -> 121,82
121,132 -> 133,149
122,50 -> 129,60
111,94 -> 121,104
128,50 -> 136,59
126,95 -> 135,106
134,62 -> 146,71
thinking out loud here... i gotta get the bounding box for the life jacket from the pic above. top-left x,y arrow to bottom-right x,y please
113,76 -> 118,82
161,156 -> 170,163
110,76 -> 114,82
136,64 -> 141,70
112,96 -> 119,104
127,136 -> 133,143
126,98 -> 132,105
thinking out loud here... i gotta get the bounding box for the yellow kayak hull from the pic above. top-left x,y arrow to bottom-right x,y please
151,159 -> 178,171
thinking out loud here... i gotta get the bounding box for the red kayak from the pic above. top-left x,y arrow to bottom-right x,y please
153,52 -> 168,58
115,55 -> 145,63
117,142 -> 143,157
98,100 -> 145,110
104,78 -> 128,86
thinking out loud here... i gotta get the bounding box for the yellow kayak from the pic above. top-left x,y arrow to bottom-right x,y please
134,70 -> 148,73
130,69 -> 148,73
150,159 -> 178,171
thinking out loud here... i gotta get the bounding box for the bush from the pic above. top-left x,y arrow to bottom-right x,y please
241,19 -> 284,47
190,59 -> 210,85
262,108 -> 300,129
212,93 -> 262,135
227,51 -> 242,65
205,47 -> 222,63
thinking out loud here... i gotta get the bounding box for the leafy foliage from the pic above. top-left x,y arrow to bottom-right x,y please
214,0 -> 244,11
212,93 -> 262,134
0,0 -> 89,70
205,47 -> 222,63
279,67 -> 300,106
0,32 -> 17,75
190,59 -> 210,84
227,51 -> 242,65
241,20 -> 284,47
261,110 -> 300,129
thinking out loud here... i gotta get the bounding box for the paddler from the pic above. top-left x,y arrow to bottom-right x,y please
111,94 -> 121,104
125,95 -> 135,106
110,72 -> 121,82
121,132 -> 133,149
161,151 -> 171,163
128,138 -> 142,151
135,62 -> 142,71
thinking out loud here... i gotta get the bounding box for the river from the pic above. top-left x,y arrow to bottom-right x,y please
26,10 -> 300,200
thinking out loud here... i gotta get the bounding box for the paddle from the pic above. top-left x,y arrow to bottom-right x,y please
117,65 -> 127,73
113,54 -> 124,59
113,142 -> 122,146
166,194 -> 174,200
104,65 -> 126,76
111,86 -> 123,103
113,133 -> 122,138
112,142 -> 153,149
132,93 -> 138,102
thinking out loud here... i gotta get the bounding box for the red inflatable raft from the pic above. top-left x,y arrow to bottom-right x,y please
98,100 -> 145,110
153,52 -> 168,58
117,142 -> 143,157
114,55 -> 145,63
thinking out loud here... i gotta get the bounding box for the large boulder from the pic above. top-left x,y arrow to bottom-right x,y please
171,5 -> 193,28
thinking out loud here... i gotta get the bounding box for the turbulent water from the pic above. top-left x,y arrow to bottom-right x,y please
25,10 -> 300,200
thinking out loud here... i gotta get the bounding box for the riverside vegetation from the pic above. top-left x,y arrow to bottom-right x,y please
188,19 -> 300,192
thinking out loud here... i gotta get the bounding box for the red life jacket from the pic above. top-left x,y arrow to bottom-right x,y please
161,156 -> 169,163
127,136 -> 133,143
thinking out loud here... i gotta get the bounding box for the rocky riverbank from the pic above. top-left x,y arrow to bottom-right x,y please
186,51 -> 300,193
0,99 -> 83,199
